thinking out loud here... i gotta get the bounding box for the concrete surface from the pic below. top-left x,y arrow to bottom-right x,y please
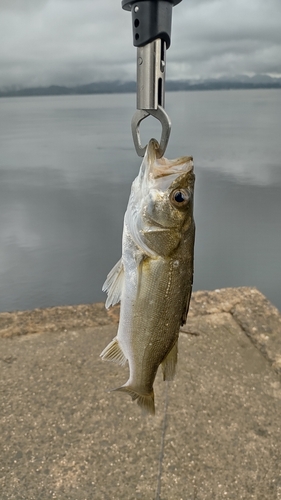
1,287 -> 281,500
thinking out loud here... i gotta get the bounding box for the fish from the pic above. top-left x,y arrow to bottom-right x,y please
100,138 -> 195,415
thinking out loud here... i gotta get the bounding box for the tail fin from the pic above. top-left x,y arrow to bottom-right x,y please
113,385 -> 155,416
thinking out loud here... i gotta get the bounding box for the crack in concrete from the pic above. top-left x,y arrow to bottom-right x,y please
230,308 -> 281,376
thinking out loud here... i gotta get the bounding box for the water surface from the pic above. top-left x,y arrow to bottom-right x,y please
0,90 -> 280,312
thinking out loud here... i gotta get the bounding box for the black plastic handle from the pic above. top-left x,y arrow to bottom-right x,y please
122,0 -> 182,49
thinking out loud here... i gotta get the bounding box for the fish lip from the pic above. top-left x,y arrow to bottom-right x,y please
146,139 -> 194,178
147,138 -> 161,163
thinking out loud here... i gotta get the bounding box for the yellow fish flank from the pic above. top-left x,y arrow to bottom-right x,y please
100,139 -> 195,415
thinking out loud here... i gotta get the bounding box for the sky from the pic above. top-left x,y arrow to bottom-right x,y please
0,0 -> 281,90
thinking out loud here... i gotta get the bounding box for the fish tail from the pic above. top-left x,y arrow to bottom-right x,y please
112,385 -> 155,416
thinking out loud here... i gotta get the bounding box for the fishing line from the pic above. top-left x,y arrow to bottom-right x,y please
155,380 -> 170,500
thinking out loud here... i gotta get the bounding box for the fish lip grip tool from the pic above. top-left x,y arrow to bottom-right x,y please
122,0 -> 182,158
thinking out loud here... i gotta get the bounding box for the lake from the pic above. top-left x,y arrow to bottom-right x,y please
0,90 -> 280,313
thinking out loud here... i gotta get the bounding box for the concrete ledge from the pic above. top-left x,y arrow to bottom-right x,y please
0,302 -> 115,338
1,287 -> 281,499
1,287 -> 280,373
188,287 -> 281,374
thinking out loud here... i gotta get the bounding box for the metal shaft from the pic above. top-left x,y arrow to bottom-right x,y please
136,38 -> 166,111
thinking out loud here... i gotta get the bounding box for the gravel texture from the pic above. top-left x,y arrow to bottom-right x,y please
1,287 -> 281,499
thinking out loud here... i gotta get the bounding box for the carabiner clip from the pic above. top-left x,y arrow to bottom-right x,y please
131,106 -> 171,158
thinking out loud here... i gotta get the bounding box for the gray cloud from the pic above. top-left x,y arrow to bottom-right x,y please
0,0 -> 280,89
0,0 -> 48,12
168,0 -> 281,78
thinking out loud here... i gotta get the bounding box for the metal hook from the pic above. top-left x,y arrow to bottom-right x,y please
131,105 -> 171,158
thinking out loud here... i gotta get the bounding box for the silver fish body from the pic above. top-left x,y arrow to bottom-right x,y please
100,139 -> 195,415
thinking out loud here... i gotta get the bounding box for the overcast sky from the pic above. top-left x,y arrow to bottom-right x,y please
1,0 -> 281,89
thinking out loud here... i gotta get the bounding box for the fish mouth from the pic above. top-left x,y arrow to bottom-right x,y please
146,139 -> 194,178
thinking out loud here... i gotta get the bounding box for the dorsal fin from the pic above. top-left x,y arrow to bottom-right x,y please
161,340 -> 178,381
181,286 -> 192,326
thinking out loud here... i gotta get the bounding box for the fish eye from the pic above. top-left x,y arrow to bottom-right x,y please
170,189 -> 189,208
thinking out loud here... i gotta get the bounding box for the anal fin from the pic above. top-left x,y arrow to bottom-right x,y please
161,341 -> 178,381
100,337 -> 127,366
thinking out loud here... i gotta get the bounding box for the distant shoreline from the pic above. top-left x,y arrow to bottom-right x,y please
1,78 -> 281,98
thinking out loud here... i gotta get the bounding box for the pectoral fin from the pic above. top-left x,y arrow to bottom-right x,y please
100,337 -> 127,366
161,341 -> 178,381
102,258 -> 124,309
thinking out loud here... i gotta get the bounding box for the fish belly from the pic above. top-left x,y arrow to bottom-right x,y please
117,252 -> 192,398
